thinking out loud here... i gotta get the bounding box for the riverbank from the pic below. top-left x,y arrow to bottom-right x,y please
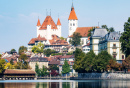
70,73 -> 130,80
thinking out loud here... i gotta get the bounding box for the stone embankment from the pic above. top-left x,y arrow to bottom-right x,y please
70,73 -> 130,80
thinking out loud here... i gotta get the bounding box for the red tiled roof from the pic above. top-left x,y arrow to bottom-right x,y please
49,35 -> 69,45
37,19 -> 41,26
68,7 -> 78,20
39,16 -> 58,30
49,60 -> 60,65
28,35 -> 47,44
69,27 -> 99,37
60,55 -> 74,59
57,18 -> 61,25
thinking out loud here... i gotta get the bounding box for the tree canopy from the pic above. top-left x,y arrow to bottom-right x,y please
0,58 -> 6,73
122,55 -> 130,72
10,49 -> 16,54
32,42 -> 44,54
101,25 -> 115,32
18,46 -> 27,54
44,49 -> 56,57
120,17 -> 130,57
73,49 -> 117,73
70,32 -> 82,46
62,59 -> 71,74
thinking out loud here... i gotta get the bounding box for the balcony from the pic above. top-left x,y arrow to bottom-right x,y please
112,52 -> 117,55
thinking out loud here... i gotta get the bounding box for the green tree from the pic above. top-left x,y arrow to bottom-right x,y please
35,63 -> 40,76
70,32 -> 82,46
73,48 -> 86,73
18,54 -> 29,69
49,64 -> 59,71
18,46 -> 27,54
10,49 -> 16,54
10,59 -> 14,65
87,28 -> 94,37
120,17 -> 130,57
95,51 -> 113,72
62,59 -> 71,74
32,46 -> 41,54
40,65 -> 48,76
0,58 -> 6,73
83,50 -> 96,72
109,27 -> 115,32
44,49 -> 56,57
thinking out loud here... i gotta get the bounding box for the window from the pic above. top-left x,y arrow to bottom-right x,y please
114,37 -> 115,40
70,23 -> 72,26
113,44 -> 116,47
122,55 -> 124,59
73,23 -> 75,26
113,55 -> 116,58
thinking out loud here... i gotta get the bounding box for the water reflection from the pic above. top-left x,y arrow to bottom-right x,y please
0,80 -> 130,88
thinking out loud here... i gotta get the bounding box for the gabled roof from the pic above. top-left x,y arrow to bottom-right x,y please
57,18 -> 61,25
39,16 -> 57,30
49,35 -> 69,45
68,7 -> 78,20
69,27 -> 96,37
28,35 -> 47,44
37,19 -> 41,26
60,55 -> 74,59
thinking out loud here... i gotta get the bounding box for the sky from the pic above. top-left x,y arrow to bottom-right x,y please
0,0 -> 130,53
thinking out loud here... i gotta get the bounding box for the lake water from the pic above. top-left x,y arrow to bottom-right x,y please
0,79 -> 130,88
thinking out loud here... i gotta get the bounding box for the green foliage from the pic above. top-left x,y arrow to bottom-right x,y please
18,46 -> 27,54
35,63 -> 48,77
10,59 -> 14,65
10,49 -> 16,54
70,32 -> 82,46
51,53 -> 62,56
44,49 -> 56,57
102,25 -> 115,32
60,37 -> 66,41
73,48 -> 86,73
62,59 -> 71,74
32,42 -> 44,54
0,58 -> 6,73
73,49 -> 114,73
120,17 -> 130,57
49,64 -> 59,71
17,54 -> 29,69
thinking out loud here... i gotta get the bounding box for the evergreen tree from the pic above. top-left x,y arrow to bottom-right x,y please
120,17 -> 130,57
62,59 -> 71,74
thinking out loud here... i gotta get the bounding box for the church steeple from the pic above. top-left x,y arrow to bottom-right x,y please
68,3 -> 78,20
37,18 -> 41,26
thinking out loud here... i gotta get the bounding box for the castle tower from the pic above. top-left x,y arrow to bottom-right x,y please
36,18 -> 41,37
68,4 -> 78,36
57,18 -> 61,37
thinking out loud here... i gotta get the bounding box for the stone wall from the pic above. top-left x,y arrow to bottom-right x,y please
78,73 -> 130,79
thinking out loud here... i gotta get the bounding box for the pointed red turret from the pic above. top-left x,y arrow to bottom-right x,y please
37,19 -> 41,26
57,18 -> 61,25
68,7 -> 78,20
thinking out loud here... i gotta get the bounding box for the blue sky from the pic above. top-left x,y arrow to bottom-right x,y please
0,0 -> 130,53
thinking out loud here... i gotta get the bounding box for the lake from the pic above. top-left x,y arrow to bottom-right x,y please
0,79 -> 130,88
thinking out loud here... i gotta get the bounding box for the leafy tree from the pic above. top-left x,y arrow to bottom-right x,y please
83,50 -> 96,72
60,37 -> 66,40
18,54 -> 29,69
122,55 -> 130,72
18,46 -> 27,54
49,64 -> 59,71
70,32 -> 82,46
0,59 -> 6,73
35,63 -> 40,76
87,28 -> 94,37
62,59 -> 71,74
95,51 -> 113,72
32,42 -> 44,53
73,48 -> 86,73
109,27 -> 115,32
40,65 -> 48,77
4,62 -> 14,69
10,59 -> 14,65
32,46 -> 41,54
44,49 -> 56,57
120,17 -> 130,57
10,49 -> 16,54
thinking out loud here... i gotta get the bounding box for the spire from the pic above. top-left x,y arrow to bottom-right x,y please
68,4 -> 78,20
57,18 -> 61,25
37,18 -> 41,26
